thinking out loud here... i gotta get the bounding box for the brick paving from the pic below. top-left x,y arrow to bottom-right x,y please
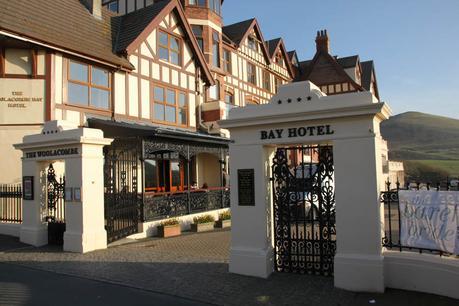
0,231 -> 457,306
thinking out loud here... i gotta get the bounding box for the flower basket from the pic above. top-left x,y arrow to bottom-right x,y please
157,219 -> 181,238
191,215 -> 215,232
215,211 -> 231,228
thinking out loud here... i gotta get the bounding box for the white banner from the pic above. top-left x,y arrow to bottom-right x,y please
398,190 -> 459,254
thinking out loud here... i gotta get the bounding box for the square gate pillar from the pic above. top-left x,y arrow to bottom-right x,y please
19,160 -> 48,247
333,135 -> 385,292
229,144 -> 275,278
63,141 -> 108,253
15,121 -> 113,253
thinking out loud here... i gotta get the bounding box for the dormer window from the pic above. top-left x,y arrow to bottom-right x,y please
275,52 -> 284,67
247,36 -> 258,51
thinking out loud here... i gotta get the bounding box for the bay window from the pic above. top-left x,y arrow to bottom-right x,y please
212,31 -> 220,68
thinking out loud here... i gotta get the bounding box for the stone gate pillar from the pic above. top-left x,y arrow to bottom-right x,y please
14,121 -> 113,253
333,134 -> 386,292
19,159 -> 48,246
228,144 -> 275,278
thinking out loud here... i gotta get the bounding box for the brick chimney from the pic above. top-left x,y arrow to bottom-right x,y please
81,0 -> 102,20
315,30 -> 330,53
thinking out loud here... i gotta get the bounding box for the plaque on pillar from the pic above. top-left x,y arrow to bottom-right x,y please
237,169 -> 255,206
23,176 -> 34,200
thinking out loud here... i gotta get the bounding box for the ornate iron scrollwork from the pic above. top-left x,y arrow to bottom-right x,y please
272,145 -> 336,276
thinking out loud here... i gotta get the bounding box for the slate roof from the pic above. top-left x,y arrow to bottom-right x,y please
265,38 -> 282,58
336,55 -> 359,68
360,60 -> 374,91
0,0 -> 133,69
287,50 -> 296,61
114,0 -> 171,53
222,18 -> 255,46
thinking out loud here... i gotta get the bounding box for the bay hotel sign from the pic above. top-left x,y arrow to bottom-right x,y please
260,124 -> 334,140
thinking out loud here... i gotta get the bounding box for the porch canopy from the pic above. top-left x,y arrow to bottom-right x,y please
87,118 -> 230,160
87,118 -> 231,222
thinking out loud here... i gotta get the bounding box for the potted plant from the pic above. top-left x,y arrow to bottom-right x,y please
157,218 -> 181,238
190,214 -> 215,232
215,211 -> 231,229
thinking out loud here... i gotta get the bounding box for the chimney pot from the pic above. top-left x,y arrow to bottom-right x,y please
315,29 -> 330,53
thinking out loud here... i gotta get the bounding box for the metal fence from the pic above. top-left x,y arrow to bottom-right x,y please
143,188 -> 230,221
0,184 -> 22,223
381,180 -> 457,256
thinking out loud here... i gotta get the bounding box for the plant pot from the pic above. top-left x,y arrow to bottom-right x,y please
215,219 -> 231,229
190,222 -> 214,232
158,224 -> 181,238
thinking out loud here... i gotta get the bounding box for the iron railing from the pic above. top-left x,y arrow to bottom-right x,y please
0,184 -> 22,223
381,180 -> 458,256
143,187 -> 230,221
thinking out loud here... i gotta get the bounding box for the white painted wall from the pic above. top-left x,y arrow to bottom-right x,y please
130,208 -> 230,239
384,251 -> 459,300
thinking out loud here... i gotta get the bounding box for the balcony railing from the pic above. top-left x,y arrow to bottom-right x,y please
143,187 -> 230,221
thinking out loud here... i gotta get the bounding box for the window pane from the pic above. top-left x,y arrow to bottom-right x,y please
91,88 -> 109,109
213,43 -> 220,67
179,108 -> 187,125
155,103 -> 165,121
170,37 -> 179,51
192,25 -> 202,36
170,51 -> 179,65
92,67 -> 109,87
69,61 -> 88,82
154,87 -> 164,101
145,160 -> 158,190
179,93 -> 186,107
68,82 -> 89,105
171,161 -> 180,187
159,32 -> 168,46
166,89 -> 176,105
165,106 -> 176,123
159,47 -> 169,61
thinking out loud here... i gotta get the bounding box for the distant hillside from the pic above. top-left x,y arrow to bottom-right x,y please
381,112 -> 459,161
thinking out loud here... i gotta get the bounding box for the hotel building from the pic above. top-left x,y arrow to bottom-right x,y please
0,0 -> 390,241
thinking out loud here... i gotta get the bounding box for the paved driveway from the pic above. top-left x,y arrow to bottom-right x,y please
0,231 -> 457,306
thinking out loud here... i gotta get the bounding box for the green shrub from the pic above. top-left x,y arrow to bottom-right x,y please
160,218 -> 179,226
218,211 -> 231,221
193,214 -> 215,224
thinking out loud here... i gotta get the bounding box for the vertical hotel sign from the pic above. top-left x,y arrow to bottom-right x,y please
0,79 -> 45,124
399,190 -> 459,254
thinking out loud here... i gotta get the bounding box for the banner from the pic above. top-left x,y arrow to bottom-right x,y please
399,190 -> 459,254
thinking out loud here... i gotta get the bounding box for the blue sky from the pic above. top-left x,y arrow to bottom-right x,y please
222,0 -> 459,119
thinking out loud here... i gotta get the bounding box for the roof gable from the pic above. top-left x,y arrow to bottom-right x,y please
265,38 -> 295,78
114,0 -> 215,85
300,51 -> 364,90
223,18 -> 272,64
361,60 -> 380,100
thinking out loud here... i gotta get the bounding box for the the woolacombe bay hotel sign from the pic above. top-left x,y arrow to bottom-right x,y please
0,79 -> 45,125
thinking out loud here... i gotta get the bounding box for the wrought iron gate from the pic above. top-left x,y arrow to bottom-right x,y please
46,164 -> 66,245
104,138 -> 141,243
271,145 -> 336,275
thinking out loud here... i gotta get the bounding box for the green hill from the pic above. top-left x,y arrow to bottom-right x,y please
381,111 -> 459,161
380,111 -> 459,178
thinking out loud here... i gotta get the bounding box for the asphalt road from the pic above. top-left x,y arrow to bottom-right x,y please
0,263 -> 211,306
